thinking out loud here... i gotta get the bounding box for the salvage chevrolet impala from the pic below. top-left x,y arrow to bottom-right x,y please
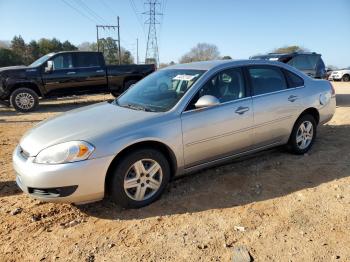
13,60 -> 336,208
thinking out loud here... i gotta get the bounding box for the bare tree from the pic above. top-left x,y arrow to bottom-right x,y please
272,45 -> 308,54
179,43 -> 220,63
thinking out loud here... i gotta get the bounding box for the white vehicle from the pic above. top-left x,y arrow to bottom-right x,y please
328,68 -> 350,82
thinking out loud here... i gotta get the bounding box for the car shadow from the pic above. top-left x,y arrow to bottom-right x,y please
78,124 -> 350,220
0,180 -> 22,197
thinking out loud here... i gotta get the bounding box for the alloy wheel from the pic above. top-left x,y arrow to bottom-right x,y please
15,92 -> 35,110
123,159 -> 163,201
296,120 -> 314,150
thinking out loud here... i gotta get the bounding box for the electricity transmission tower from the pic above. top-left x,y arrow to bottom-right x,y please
144,0 -> 162,66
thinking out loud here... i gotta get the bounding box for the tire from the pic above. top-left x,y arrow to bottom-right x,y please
124,80 -> 138,91
342,74 -> 350,82
110,80 -> 138,98
287,114 -> 317,155
108,148 -> 170,208
10,88 -> 39,112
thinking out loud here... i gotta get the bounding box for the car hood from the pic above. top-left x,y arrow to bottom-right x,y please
20,102 -> 157,156
0,65 -> 27,73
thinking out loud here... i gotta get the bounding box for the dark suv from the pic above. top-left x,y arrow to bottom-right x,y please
250,52 -> 326,79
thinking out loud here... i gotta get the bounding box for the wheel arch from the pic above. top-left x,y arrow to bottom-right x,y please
298,107 -> 320,125
11,82 -> 42,97
104,140 -> 178,195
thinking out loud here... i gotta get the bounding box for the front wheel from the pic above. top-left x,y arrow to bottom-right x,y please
287,114 -> 317,154
108,148 -> 170,208
10,88 -> 39,112
342,74 -> 350,82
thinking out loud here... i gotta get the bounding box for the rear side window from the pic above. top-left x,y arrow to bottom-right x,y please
287,55 -> 319,70
74,53 -> 100,67
284,70 -> 304,88
248,67 -> 287,95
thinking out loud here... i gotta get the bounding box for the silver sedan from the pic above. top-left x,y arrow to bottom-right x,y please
13,60 -> 336,208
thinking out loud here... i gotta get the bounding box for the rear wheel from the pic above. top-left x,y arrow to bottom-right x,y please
342,74 -> 350,82
124,80 -> 138,91
287,114 -> 317,154
110,80 -> 138,98
10,88 -> 39,112
108,148 -> 170,208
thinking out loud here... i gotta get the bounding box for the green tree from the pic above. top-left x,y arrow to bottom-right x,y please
0,48 -> 23,66
10,35 -> 26,64
27,40 -> 40,61
221,55 -> 232,60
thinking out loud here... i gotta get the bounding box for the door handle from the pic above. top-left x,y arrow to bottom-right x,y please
67,72 -> 76,75
96,69 -> 104,73
235,106 -> 249,115
288,95 -> 298,102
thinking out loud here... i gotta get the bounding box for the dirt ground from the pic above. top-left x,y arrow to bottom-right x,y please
0,83 -> 349,262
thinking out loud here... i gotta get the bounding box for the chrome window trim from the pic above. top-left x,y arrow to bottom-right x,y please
251,85 -> 305,99
180,65 -> 247,114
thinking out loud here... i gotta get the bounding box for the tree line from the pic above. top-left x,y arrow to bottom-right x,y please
0,36 -> 320,68
0,35 -> 134,67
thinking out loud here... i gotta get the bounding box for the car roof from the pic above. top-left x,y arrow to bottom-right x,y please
52,51 -> 102,55
251,51 -> 320,59
164,59 -> 291,71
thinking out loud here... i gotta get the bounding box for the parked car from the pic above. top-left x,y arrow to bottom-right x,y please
13,60 -> 336,208
328,68 -> 350,82
0,51 -> 155,112
250,52 -> 326,79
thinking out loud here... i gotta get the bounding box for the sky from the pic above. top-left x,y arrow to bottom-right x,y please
0,0 -> 349,68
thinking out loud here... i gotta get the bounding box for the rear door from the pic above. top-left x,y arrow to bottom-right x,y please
181,67 -> 254,167
72,52 -> 108,93
248,65 -> 304,147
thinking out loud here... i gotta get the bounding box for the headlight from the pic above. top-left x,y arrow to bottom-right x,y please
34,141 -> 95,164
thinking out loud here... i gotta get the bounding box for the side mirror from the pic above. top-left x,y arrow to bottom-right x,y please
195,95 -> 220,109
45,60 -> 53,72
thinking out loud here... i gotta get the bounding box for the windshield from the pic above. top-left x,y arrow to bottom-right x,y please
29,53 -> 54,67
116,69 -> 205,112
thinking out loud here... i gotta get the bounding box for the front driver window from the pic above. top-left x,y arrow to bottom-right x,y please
186,67 -> 246,110
52,54 -> 73,70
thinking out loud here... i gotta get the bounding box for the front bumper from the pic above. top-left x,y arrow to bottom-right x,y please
13,145 -> 114,204
328,75 -> 342,81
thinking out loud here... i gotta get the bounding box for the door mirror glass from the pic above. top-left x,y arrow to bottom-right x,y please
195,95 -> 220,109
45,60 -> 53,72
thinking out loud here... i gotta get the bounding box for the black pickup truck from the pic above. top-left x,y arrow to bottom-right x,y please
0,51 -> 155,112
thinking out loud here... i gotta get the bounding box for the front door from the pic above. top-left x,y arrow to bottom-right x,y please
181,67 -> 254,168
42,53 -> 80,96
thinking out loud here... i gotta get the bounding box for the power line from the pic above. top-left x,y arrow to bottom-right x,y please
129,0 -> 147,39
100,0 -> 119,17
73,0 -> 109,24
60,0 -> 98,24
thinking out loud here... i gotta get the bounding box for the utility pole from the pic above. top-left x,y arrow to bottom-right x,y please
136,38 -> 139,64
96,25 -> 100,51
144,0 -> 162,66
95,23 -> 121,64
117,16 -> 121,65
